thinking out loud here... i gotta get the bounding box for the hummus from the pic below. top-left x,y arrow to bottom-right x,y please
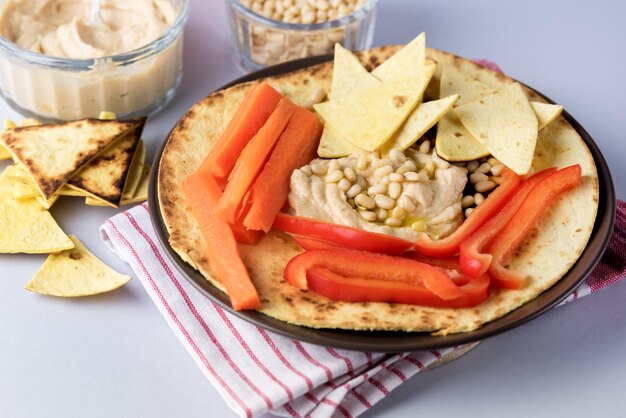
0,0 -> 177,59
289,147 -> 467,242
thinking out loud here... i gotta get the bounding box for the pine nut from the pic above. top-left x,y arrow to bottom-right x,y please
355,194 -> 376,210
388,172 -> 404,182
465,208 -> 474,217
467,160 -> 479,172
388,182 -> 401,200
375,194 -> 395,210
476,162 -> 492,174
412,220 -> 427,232
487,157 -> 501,166
474,192 -> 485,205
375,207 -> 388,221
392,206 -> 406,220
469,172 -> 489,184
402,160 -> 417,172
338,178 -> 351,191
367,184 -> 387,196
348,198 -> 355,207
403,171 -> 419,182
328,160 -> 340,172
384,217 -> 402,227
326,170 -> 343,183
435,159 -> 450,169
475,180 -> 496,193
359,210 -> 377,222
461,195 -> 475,208
372,158 -> 393,169
491,175 -> 503,185
356,175 -> 366,188
311,163 -> 328,175
300,165 -> 312,176
366,151 -> 380,161
419,140 -> 431,154
401,195 -> 417,212
356,154 -> 368,170
389,148 -> 406,163
416,171 -> 430,182
396,166 -> 410,175
346,184 -> 361,198
375,165 -> 394,178
490,164 -> 505,176
343,167 -> 356,181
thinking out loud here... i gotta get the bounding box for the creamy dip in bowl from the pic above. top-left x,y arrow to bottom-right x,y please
0,0 -> 189,120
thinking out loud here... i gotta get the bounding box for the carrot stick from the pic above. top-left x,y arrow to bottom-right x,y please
216,97 -> 298,223
183,173 -> 261,310
243,107 -> 322,232
196,82 -> 282,182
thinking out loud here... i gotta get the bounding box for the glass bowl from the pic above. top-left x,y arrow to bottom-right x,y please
0,0 -> 190,121
225,0 -> 378,72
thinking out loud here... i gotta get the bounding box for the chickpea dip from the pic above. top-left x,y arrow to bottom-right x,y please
0,0 -> 189,120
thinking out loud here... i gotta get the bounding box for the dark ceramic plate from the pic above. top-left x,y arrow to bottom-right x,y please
149,55 -> 616,353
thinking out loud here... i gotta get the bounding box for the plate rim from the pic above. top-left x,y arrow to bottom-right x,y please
148,54 -> 616,353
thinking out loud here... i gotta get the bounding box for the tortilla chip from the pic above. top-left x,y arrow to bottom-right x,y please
455,82 -> 538,175
371,32 -> 426,84
122,164 -> 150,205
0,119 -> 17,160
121,140 -> 146,201
158,45 -> 598,335
317,125 -> 362,158
380,94 -> 459,154
330,43 -> 378,100
0,118 -> 140,199
532,102 -> 563,130
0,165 -> 73,254
25,235 -> 131,297
67,120 -> 145,207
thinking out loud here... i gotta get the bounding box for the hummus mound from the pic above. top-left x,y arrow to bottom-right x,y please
289,145 -> 467,241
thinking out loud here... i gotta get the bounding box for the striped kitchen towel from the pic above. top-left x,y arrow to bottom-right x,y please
100,200 -> 625,418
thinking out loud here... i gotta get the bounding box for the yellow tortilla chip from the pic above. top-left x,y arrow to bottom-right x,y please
0,118 -> 140,199
0,119 -> 17,160
0,165 -> 73,253
25,235 -> 131,297
21,118 -> 42,127
381,94 -> 459,154
315,61 -> 435,151
455,82 -> 538,175
67,120 -> 145,207
532,102 -> 563,130
371,32 -> 426,84
98,111 -> 117,120
330,43 -> 378,100
122,140 -> 146,200
317,125 -> 361,158
86,164 -> 150,206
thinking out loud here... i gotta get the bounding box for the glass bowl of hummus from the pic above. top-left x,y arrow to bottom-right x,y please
0,0 -> 190,121
225,0 -> 377,72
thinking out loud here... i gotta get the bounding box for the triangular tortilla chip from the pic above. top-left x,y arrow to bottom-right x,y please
0,119 -> 17,160
86,164 -> 150,206
381,94 -> 459,154
531,102 -> 563,130
455,82 -> 538,175
330,44 -> 378,100
0,165 -> 73,253
371,32 -> 426,84
317,125 -> 361,158
0,118 -> 140,199
25,235 -> 131,297
67,119 -> 145,207
121,139 -> 146,201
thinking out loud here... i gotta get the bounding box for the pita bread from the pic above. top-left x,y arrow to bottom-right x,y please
0,118 -> 139,199
157,46 -> 599,335
67,119 -> 145,207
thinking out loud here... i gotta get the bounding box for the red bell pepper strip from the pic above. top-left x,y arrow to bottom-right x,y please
284,248 -> 466,301
413,167 -> 522,257
403,252 -> 470,286
306,268 -> 489,308
292,236 -> 340,251
459,167 -> 557,278
273,213 -> 414,255
487,164 -> 582,289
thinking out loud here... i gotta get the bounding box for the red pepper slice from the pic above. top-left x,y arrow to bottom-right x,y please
413,167 -> 522,257
285,248 -> 469,301
403,252 -> 470,286
305,267 -> 490,308
273,213 -> 414,255
292,236 -> 340,251
459,167 -> 557,278
487,165 -> 582,289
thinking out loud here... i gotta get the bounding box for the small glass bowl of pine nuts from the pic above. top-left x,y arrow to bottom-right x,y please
225,0 -> 378,72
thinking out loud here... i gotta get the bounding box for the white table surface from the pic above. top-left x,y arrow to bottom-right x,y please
1,1 -> 625,417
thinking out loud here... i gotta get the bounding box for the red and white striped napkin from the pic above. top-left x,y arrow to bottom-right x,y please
100,200 -> 625,418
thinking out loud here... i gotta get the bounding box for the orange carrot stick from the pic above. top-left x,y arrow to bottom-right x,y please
216,97 -> 298,223
183,173 -> 261,310
243,107 -> 322,232
196,82 -> 282,183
